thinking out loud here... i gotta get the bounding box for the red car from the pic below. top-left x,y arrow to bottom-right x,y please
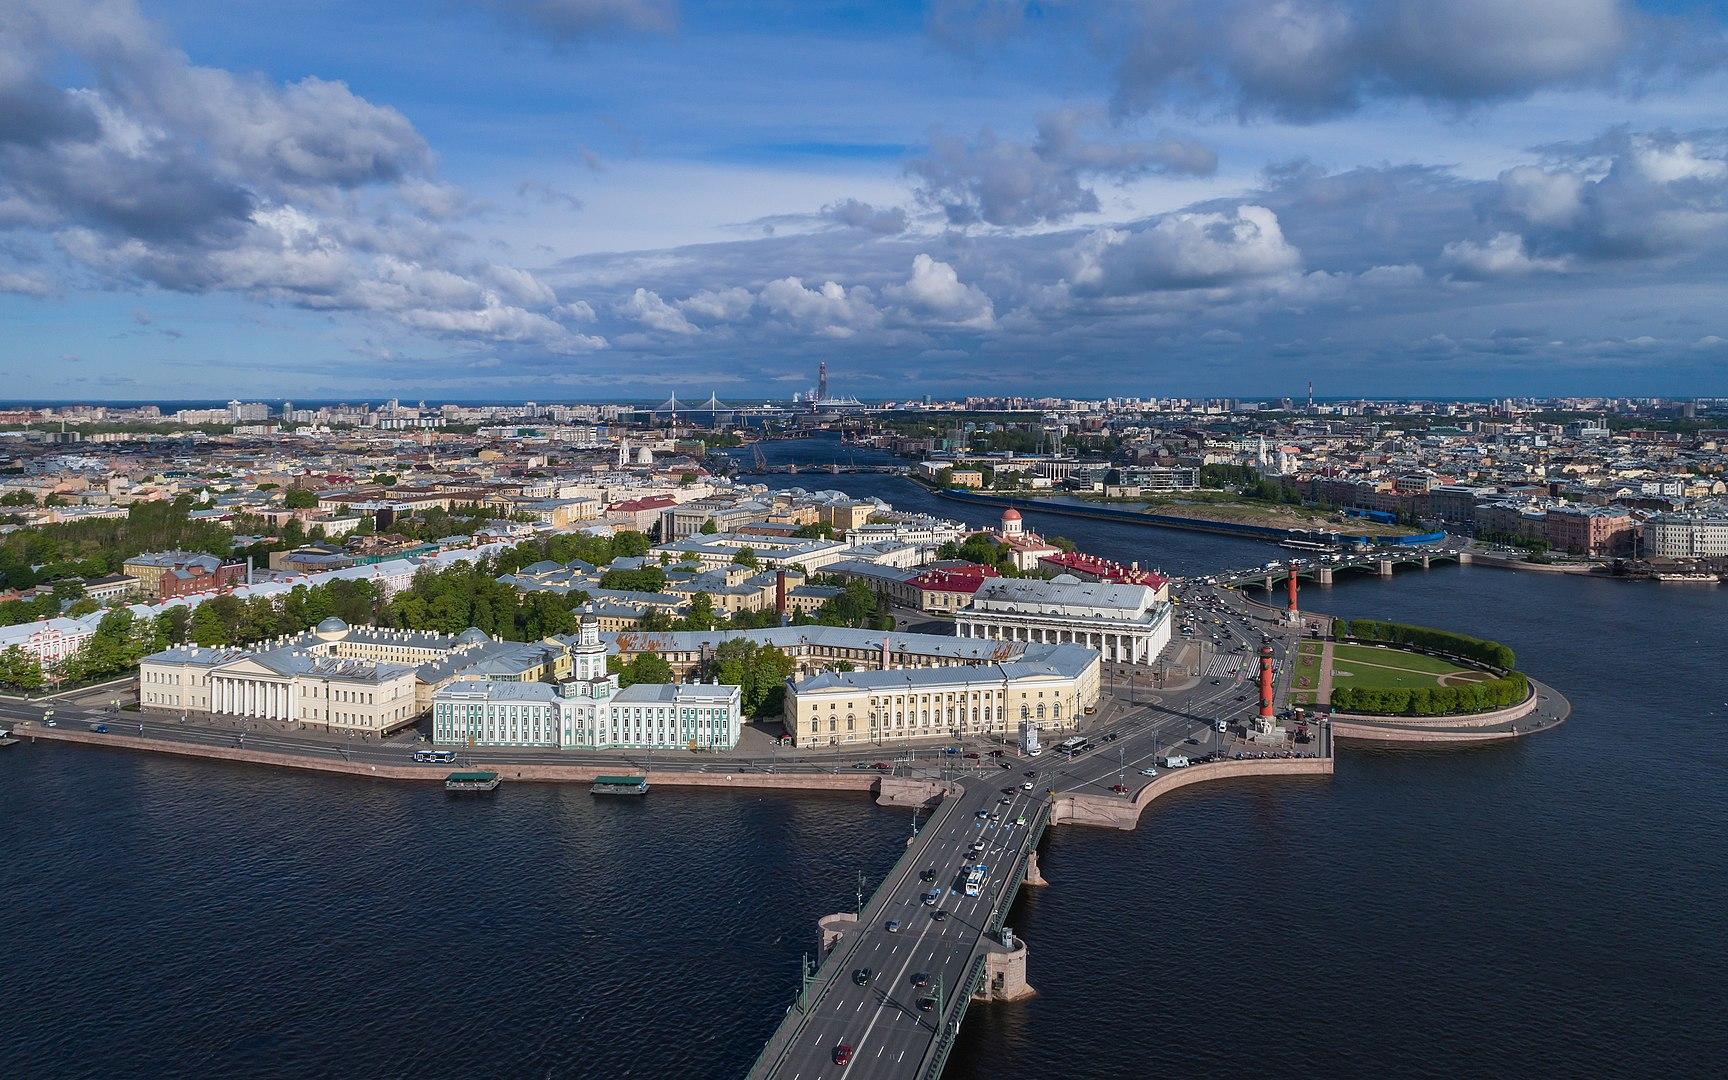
872,762 -> 890,770
964,752 -> 980,759
1111,783 -> 1129,794
833,1044 -> 853,1065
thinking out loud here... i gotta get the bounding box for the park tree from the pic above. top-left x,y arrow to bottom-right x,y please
0,645 -> 45,692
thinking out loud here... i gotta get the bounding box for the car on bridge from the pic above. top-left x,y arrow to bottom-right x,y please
852,968 -> 872,986
912,971 -> 930,987
833,1044 -> 853,1065
885,919 -> 900,933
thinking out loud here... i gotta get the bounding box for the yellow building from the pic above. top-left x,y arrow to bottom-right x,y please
783,642 -> 1098,748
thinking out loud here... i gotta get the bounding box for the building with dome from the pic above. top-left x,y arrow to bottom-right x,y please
431,617 -> 742,751
968,507 -> 1062,572
140,621 -> 574,735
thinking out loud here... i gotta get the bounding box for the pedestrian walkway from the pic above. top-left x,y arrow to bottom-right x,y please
1315,640 -> 1335,706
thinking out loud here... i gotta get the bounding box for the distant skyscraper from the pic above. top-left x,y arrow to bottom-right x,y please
817,360 -> 829,403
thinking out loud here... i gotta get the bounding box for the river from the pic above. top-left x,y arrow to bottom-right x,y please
2,437 -> 1723,1078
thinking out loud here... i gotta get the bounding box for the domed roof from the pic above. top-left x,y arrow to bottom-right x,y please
312,616 -> 349,640
1001,508 -> 1022,521
455,626 -> 491,646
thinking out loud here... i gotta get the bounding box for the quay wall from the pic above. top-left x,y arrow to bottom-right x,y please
15,727 -> 882,793
1050,756 -> 1333,831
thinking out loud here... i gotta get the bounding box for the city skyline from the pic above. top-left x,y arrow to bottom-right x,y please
4,1 -> 1728,399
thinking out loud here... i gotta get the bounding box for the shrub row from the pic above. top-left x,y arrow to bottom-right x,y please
1330,672 -> 1529,717
1336,619 -> 1515,670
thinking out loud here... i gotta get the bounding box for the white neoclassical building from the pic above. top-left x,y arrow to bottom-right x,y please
140,617 -> 570,735
432,617 -> 742,751
955,574 -> 1172,665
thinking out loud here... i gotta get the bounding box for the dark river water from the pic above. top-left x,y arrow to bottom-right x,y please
4,437 -> 1724,1078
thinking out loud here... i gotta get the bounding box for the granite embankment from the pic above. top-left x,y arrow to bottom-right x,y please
14,726 -> 885,792
1051,756 -> 1334,831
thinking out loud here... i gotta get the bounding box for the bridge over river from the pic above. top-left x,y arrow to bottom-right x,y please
748,582 -> 1329,1080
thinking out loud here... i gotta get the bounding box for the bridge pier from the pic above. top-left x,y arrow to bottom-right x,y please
974,933 -> 1034,1003
1459,550 -> 1472,565
817,912 -> 857,959
1378,558 -> 1394,577
1317,566 -> 1333,585
1264,574 -> 1274,591
1024,849 -> 1047,886
1422,554 -> 1431,569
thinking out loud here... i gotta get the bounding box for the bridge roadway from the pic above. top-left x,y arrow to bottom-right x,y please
1204,535 -> 1471,590
750,584 -> 1306,1080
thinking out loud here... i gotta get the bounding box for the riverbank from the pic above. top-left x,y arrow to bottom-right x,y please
916,479 -> 1445,546
14,725 -> 887,792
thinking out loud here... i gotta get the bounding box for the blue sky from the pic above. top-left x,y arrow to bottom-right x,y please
3,0 -> 1728,400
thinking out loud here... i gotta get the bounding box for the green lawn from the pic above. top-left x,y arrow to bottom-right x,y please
1290,640 -> 1323,703
1325,643 -> 1473,692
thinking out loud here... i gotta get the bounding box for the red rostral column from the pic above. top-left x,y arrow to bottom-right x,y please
1259,644 -> 1276,719
1286,561 -> 1300,615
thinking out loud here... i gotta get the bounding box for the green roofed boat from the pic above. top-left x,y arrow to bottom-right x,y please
591,775 -> 649,796
445,770 -> 500,793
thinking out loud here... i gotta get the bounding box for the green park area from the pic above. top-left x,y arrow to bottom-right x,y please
1326,642 -> 1485,691
1323,619 -> 1529,717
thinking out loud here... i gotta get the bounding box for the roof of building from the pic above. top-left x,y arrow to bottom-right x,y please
613,681 -> 740,704
967,575 -> 1161,616
794,642 -> 1095,693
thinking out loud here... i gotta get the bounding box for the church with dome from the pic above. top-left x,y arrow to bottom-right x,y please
139,616 -> 575,736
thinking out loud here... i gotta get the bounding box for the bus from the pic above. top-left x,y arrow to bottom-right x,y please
964,864 -> 989,897
1056,736 -> 1090,756
414,749 -> 457,764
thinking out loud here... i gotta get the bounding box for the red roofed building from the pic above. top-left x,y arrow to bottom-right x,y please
906,562 -> 1002,613
608,494 -> 679,534
1036,550 -> 1170,600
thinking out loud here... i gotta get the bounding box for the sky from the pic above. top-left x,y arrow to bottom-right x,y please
3,0 -> 1728,401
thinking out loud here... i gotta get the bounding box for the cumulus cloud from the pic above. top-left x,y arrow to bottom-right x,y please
909,108 -> 1215,227
932,1 -> 1720,123
0,0 -> 602,354
1070,205 -> 1300,294
677,286 -> 754,323
476,0 -> 677,42
1485,131 -> 1728,262
756,277 -> 882,338
885,254 -> 995,328
1441,232 -> 1571,278
620,287 -> 698,334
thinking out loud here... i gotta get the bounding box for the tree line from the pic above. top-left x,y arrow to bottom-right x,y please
1335,619 -> 1516,670
1330,672 -> 1529,717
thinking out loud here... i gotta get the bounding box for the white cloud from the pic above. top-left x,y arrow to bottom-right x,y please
677,286 -> 755,322
1071,205 -> 1300,294
757,277 -> 881,337
620,287 -> 698,334
885,254 -> 995,329
1498,166 -> 1585,227
1441,232 -> 1571,278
